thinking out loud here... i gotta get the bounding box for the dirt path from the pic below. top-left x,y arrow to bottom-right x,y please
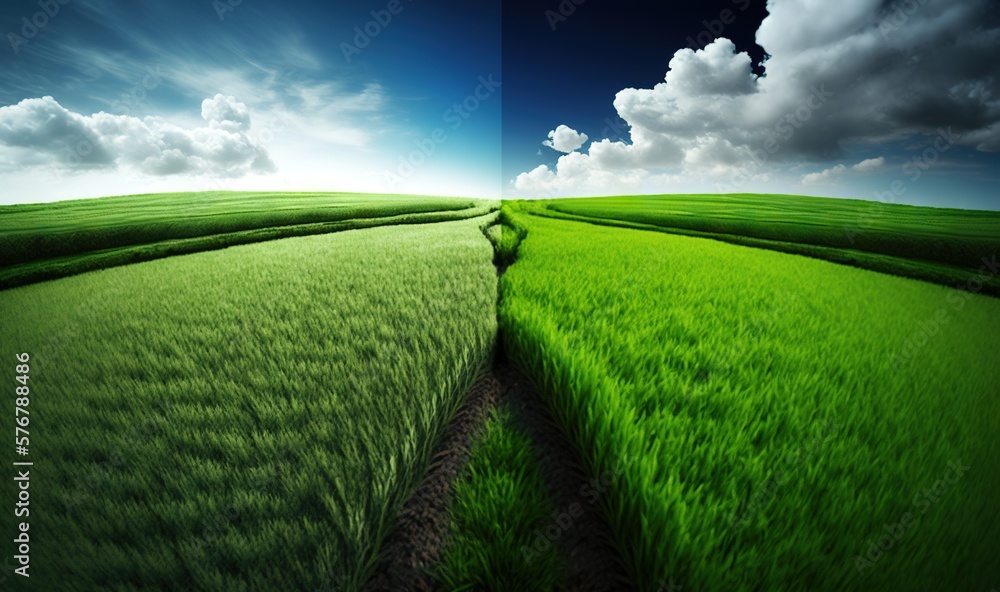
363,371 -> 504,591
495,360 -> 636,592
365,221 -> 633,591
364,359 -> 635,592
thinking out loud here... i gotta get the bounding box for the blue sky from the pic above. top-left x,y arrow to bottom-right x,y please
0,0 -> 501,203
502,0 -> 1000,210
2,0 -> 999,210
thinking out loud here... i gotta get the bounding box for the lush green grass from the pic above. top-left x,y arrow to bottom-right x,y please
500,210 -> 1000,591
0,216 -> 498,591
521,194 -> 1000,295
484,222 -> 503,251
0,192 -> 497,290
435,405 -> 562,591
495,209 -> 528,270
0,191 -> 481,266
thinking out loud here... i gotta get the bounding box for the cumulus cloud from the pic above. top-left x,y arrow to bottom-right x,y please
802,164 -> 847,184
543,125 -> 589,153
514,0 -> 1000,195
0,95 -> 274,177
201,94 -> 252,132
664,38 -> 758,97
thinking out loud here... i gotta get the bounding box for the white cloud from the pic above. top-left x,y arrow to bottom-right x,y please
852,156 -> 885,172
0,2 -> 501,202
802,156 -> 885,183
664,38 -> 757,97
0,96 -> 274,177
543,125 -> 589,153
802,164 -> 847,184
514,164 -> 560,194
201,94 -> 251,132
513,0 -> 1000,196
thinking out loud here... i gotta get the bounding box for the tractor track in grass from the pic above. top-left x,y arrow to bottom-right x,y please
364,361 -> 635,592
363,369 -> 504,591
365,216 -> 633,591
493,359 -> 636,592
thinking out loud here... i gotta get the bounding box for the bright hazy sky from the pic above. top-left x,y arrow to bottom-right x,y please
0,0 -> 501,204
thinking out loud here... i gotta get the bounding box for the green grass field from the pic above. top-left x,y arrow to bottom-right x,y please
2,190 -> 997,591
436,405 -> 562,591
521,194 -> 1000,296
0,215 -> 497,591
499,209 -> 1000,591
0,192 -> 496,290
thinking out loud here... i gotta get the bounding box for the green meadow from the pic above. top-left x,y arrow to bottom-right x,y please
522,194 -> 1000,295
0,191 -> 494,289
499,207 -> 999,591
2,191 -> 996,591
1,213 -> 497,590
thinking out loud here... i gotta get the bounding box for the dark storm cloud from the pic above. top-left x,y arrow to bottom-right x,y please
516,0 -> 1000,193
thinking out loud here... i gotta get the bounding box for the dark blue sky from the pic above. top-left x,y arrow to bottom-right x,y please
502,0 -> 1000,210
502,0 -> 769,182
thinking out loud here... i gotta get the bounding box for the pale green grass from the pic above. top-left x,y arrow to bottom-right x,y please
0,216 -> 498,591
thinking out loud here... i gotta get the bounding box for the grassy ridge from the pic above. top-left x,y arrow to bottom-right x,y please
496,210 -> 528,270
0,191 -> 483,267
0,202 -> 497,291
0,217 -> 498,591
436,405 -> 562,591
524,194 -> 1000,295
500,212 -> 1000,591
